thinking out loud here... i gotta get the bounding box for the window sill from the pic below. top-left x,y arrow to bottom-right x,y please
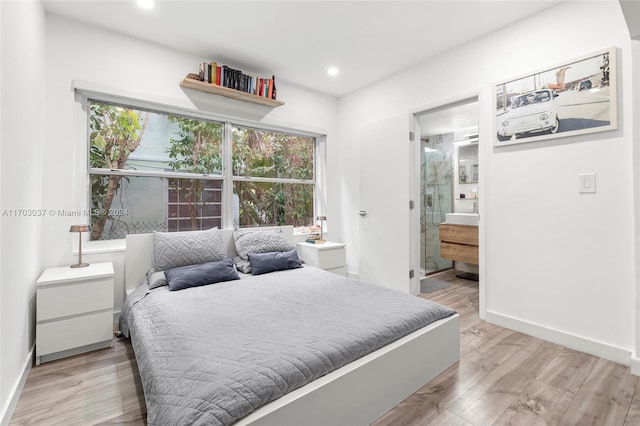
77,239 -> 126,255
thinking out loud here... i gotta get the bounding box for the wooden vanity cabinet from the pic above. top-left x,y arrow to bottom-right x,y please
439,223 -> 479,265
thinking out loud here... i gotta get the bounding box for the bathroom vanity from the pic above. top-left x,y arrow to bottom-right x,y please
440,213 -> 479,266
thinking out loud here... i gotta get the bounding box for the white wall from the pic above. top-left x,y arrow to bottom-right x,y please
339,1 -> 635,363
0,1 -> 45,423
0,1 -> 3,420
0,0 -> 4,419
632,38 -> 640,374
42,14 -> 340,318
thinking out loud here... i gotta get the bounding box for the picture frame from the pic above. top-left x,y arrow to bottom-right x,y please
494,46 -> 617,147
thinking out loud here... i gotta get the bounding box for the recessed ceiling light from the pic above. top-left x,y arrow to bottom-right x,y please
327,67 -> 339,77
137,0 -> 155,9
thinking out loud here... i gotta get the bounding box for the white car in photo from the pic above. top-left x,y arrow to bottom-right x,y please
497,89 -> 560,141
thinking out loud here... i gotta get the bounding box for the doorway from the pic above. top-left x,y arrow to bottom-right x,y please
415,98 -> 479,278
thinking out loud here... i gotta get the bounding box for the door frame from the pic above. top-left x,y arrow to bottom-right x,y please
409,87 -> 488,319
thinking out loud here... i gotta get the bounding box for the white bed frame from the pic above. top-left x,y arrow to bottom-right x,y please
125,226 -> 460,425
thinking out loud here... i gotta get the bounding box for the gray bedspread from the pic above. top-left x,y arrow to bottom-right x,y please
120,265 -> 456,426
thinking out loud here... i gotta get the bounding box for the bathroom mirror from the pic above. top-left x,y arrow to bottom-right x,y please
458,144 -> 478,184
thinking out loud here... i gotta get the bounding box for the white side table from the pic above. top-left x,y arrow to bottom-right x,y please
296,241 -> 347,276
36,262 -> 114,365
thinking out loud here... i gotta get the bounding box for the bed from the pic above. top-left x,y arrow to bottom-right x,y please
120,226 -> 459,425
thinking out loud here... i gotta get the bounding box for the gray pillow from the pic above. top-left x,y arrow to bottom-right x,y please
233,229 -> 294,260
165,259 -> 240,291
233,256 -> 252,274
153,227 -> 226,271
248,249 -> 303,275
146,269 -> 168,289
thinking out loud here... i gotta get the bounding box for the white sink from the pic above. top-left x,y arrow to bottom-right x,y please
445,213 -> 478,226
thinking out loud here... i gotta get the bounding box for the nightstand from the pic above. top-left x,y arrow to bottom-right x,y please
36,262 -> 115,365
296,241 -> 347,276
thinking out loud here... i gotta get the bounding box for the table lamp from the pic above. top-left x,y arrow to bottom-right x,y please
70,225 -> 90,268
316,216 -> 327,241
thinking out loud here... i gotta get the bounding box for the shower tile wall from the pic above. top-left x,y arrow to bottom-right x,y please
421,134 -> 454,275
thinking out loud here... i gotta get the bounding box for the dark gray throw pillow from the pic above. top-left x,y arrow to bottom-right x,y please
248,249 -> 303,275
165,259 -> 240,291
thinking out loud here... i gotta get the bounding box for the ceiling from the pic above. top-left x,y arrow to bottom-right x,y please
42,0 -> 564,98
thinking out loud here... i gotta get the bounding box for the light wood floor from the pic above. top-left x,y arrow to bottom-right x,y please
10,270 -> 640,425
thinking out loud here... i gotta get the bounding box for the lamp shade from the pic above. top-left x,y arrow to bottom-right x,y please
69,225 -> 90,233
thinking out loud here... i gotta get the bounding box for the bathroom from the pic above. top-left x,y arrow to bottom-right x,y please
417,99 -> 479,279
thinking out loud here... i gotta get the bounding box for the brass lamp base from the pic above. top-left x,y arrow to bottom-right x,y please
70,263 -> 89,268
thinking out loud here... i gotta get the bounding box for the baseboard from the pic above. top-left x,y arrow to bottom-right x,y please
485,310 -> 631,366
0,343 -> 34,426
630,355 -> 640,376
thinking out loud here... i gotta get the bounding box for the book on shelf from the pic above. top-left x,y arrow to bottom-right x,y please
209,61 -> 217,85
192,61 -> 278,100
272,75 -> 277,100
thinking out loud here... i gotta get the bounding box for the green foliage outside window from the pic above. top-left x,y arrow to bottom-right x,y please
88,102 -> 315,240
89,103 -> 149,240
167,117 -> 223,174
166,117 -> 223,231
232,127 -> 314,227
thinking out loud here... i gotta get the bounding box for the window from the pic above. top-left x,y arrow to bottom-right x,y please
168,179 -> 222,232
232,126 -> 314,228
88,100 -> 316,240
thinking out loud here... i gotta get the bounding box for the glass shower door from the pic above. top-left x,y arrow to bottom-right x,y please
420,145 -> 453,275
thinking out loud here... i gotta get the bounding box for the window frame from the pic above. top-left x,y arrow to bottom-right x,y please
77,83 -> 325,243
230,123 -> 316,183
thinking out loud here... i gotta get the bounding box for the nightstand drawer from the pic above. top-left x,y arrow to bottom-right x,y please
37,278 -> 114,321
314,248 -> 346,269
36,310 -> 113,356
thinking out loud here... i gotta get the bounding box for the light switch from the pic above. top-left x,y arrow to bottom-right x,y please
579,173 -> 596,194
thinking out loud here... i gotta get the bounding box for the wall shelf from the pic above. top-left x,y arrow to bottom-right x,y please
179,78 -> 285,108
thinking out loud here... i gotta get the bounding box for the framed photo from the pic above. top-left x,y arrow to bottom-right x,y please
494,47 -> 617,146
